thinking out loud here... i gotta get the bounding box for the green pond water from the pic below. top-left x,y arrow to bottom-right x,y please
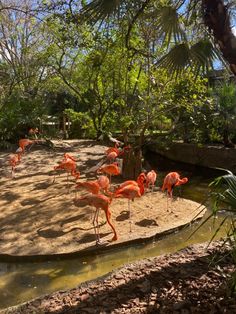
0,171 -> 232,310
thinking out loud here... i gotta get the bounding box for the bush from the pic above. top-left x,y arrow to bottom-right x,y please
0,93 -> 45,143
64,109 -> 96,139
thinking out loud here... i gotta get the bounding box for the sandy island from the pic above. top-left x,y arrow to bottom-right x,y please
0,140 -> 206,258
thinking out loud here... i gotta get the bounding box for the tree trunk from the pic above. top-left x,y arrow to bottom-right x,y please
122,146 -> 142,180
202,0 -> 236,76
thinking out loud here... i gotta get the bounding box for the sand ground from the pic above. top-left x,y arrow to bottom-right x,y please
0,139 -> 205,257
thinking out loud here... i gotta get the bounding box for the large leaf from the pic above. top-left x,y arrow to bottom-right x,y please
190,40 -> 218,73
157,39 -> 218,76
153,4 -> 186,45
157,42 -> 191,76
80,0 -> 127,21
210,170 -> 236,212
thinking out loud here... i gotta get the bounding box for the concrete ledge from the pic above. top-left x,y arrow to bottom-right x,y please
147,142 -> 236,173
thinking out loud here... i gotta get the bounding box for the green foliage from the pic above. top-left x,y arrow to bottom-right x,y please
64,108 -> 96,138
0,93 -> 45,142
207,171 -> 236,291
157,70 -> 214,143
210,171 -> 236,212
81,0 -> 221,76
189,170 -> 236,291
210,83 -> 236,146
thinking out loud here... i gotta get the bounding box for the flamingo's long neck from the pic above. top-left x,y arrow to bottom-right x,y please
137,180 -> 145,195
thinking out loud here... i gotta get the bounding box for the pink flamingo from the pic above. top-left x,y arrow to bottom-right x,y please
76,180 -> 100,195
76,176 -> 111,196
97,162 -> 120,184
9,148 -> 22,178
97,175 -> 111,195
118,172 -> 146,196
146,170 -> 157,192
115,184 -> 142,232
106,151 -> 118,163
19,138 -> 35,153
105,145 -> 131,160
73,194 -> 117,244
161,172 -> 188,212
53,158 -> 80,186
63,153 -> 77,162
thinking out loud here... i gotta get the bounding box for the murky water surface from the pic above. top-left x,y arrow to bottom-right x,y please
0,171 -> 232,309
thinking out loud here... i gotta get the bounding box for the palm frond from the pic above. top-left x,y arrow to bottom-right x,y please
154,4 -> 186,45
190,40 -> 218,72
157,42 -> 190,77
157,38 -> 219,77
210,170 -> 236,212
80,0 -> 127,21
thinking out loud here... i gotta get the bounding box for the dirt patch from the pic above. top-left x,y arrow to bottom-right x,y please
0,140 -> 206,257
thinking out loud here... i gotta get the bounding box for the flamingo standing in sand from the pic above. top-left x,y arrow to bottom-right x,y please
161,172 -> 188,212
115,184 -> 142,232
146,170 -> 157,192
75,176 -> 111,196
97,162 -> 120,184
73,194 -> 117,245
118,172 -> 147,196
97,175 -> 111,195
63,153 -> 77,162
76,180 -> 100,195
106,145 -> 131,161
9,148 -> 22,178
53,158 -> 80,186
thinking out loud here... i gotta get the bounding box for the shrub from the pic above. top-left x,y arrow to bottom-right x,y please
64,109 -> 96,139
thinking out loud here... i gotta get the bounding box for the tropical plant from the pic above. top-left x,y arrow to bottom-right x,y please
64,108 -> 96,138
193,170 -> 236,292
211,83 -> 236,147
211,170 -> 236,289
0,91 -> 46,142
80,0 -> 236,76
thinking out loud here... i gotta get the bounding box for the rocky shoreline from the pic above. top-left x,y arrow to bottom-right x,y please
2,241 -> 236,314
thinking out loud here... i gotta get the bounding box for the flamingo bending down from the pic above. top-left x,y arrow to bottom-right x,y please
76,176 -> 111,197
146,170 -> 157,192
76,180 -> 100,195
97,162 -> 120,184
73,194 -> 117,244
53,159 -> 80,185
115,184 -> 142,232
105,143 -> 120,156
63,153 -> 78,162
106,151 -> 118,163
161,172 -> 188,212
162,172 -> 188,198
19,138 -> 36,153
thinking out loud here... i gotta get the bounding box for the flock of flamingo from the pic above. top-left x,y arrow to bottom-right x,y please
7,134 -> 189,246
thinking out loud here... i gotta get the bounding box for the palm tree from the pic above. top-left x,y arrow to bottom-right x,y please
81,0 -> 236,76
